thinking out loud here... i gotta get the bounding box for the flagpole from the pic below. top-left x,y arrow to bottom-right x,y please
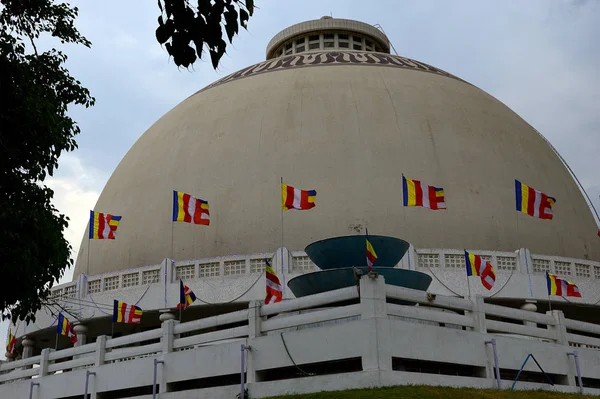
466,274 -> 471,299
87,237 -> 91,276
280,177 -> 284,250
111,322 -> 114,339
280,177 -> 286,299
179,305 -> 182,323
548,295 -> 552,312
171,219 -> 175,260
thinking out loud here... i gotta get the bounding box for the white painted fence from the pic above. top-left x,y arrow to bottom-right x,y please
2,275 -> 600,398
44,247 -> 600,300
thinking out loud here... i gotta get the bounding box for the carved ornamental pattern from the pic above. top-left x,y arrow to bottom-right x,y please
198,51 -> 465,93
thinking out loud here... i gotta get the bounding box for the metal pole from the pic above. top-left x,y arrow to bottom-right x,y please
153,359 -> 164,399
29,382 -> 39,399
84,370 -> 96,398
485,339 -> 501,389
241,344 -> 246,399
511,354 -> 532,391
568,351 -> 584,395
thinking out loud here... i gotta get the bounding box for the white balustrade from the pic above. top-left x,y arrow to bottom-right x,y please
6,256 -> 600,397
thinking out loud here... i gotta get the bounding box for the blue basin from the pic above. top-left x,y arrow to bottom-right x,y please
287,267 -> 432,299
304,235 -> 410,269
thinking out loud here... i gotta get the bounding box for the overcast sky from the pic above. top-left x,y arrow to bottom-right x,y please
2,0 -> 599,357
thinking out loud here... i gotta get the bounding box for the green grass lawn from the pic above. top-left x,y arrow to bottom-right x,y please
264,385 -> 593,399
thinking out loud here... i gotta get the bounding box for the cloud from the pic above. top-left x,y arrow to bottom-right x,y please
45,155 -> 104,282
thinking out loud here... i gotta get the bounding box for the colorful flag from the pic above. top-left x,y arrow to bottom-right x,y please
366,229 -> 377,271
177,280 -> 197,310
172,190 -> 210,225
464,250 -> 496,290
89,211 -> 122,239
265,260 -> 283,304
113,300 -> 143,324
57,313 -> 78,343
6,330 -> 17,356
281,184 -> 316,211
402,175 -> 446,210
515,180 -> 556,219
546,272 -> 582,298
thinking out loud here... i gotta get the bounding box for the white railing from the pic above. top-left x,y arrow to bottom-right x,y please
0,276 -> 600,398
45,248 -> 600,304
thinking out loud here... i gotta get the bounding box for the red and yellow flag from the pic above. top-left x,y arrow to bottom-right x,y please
265,260 -> 283,304
366,229 -> 377,271
465,250 -> 496,290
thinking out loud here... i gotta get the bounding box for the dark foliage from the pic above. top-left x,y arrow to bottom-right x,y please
0,0 -> 94,322
156,0 -> 254,69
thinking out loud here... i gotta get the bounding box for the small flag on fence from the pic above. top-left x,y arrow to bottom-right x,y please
6,330 -> 17,356
57,313 -> 78,343
465,250 -> 496,290
113,300 -> 143,324
546,272 -> 581,298
366,229 -> 377,271
177,280 -> 197,310
265,260 -> 283,304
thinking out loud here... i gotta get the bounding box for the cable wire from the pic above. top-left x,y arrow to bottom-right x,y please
280,333 -> 314,376
196,273 -> 263,305
425,266 -> 462,297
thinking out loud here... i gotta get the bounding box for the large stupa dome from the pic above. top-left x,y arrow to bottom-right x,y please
74,17 -> 600,278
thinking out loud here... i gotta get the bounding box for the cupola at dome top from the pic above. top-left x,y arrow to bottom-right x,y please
265,17 -> 390,60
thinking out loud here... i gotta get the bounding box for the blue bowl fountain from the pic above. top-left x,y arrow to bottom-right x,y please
288,235 -> 432,300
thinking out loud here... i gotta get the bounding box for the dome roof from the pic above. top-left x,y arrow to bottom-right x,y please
74,25 -> 600,279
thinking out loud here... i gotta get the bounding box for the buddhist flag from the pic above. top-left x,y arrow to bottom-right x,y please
57,313 -> 77,343
113,300 -> 143,324
265,260 -> 283,304
6,330 -> 17,356
89,211 -> 122,239
402,175 -> 446,210
465,250 -> 496,290
177,280 -> 197,310
281,183 -> 316,211
515,180 -> 556,219
365,229 -> 377,271
173,190 -> 210,225
546,272 -> 581,298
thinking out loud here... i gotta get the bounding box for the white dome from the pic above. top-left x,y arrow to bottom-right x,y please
74,25 -> 599,279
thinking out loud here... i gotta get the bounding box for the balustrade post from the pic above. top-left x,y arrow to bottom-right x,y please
470,296 -> 494,380
94,335 -> 107,367
520,301 -> 538,328
359,274 -> 391,371
73,324 -> 88,362
158,314 -> 176,393
73,324 -> 88,347
246,300 -> 263,383
470,296 -> 487,333
21,336 -> 35,370
21,336 -> 35,358
38,348 -> 51,377
547,310 -> 576,386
